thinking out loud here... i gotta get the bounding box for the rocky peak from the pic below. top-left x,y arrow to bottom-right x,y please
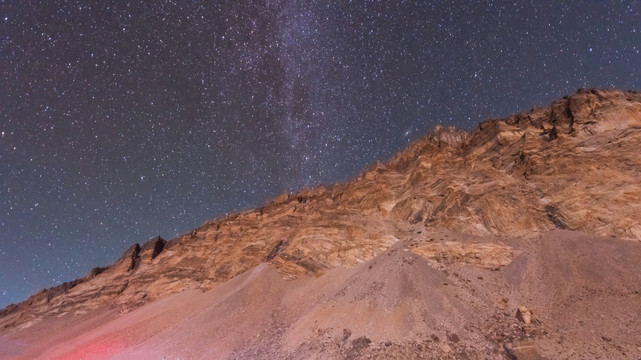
485,89 -> 641,135
426,125 -> 469,147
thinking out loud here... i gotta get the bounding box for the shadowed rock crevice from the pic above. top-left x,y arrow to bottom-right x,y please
88,267 -> 106,278
544,205 -> 567,230
265,240 -> 287,261
129,243 -> 142,271
151,237 -> 166,259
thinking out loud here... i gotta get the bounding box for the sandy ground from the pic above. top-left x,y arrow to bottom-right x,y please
1,229 -> 640,359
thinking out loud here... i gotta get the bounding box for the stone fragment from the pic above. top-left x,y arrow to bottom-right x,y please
516,306 -> 532,324
504,341 -> 549,360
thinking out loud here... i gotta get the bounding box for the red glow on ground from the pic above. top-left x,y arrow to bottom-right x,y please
52,336 -> 124,360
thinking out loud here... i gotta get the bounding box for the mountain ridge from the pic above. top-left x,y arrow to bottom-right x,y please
3,88 -> 641,319
1,88 -> 641,359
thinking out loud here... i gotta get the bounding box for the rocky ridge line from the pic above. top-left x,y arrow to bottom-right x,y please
1,88 -> 640,334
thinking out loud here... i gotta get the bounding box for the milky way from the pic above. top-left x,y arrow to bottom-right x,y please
1,1 -> 639,307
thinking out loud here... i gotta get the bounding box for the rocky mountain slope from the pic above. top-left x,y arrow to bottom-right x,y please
1,89 -> 640,359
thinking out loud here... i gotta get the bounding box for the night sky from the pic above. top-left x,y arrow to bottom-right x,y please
1,1 -> 640,308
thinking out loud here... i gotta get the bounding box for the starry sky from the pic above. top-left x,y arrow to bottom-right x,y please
1,1 -> 639,308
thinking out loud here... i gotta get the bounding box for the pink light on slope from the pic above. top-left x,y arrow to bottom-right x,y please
51,336 -> 124,360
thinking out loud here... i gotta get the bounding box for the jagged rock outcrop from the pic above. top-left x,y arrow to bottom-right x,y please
1,89 -> 640,360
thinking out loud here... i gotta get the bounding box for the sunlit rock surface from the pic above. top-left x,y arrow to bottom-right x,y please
1,89 -> 640,359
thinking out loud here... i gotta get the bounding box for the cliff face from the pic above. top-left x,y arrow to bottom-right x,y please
378,88 -> 641,240
1,89 -> 641,359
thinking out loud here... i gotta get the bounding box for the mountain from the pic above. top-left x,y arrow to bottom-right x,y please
1,88 -> 640,359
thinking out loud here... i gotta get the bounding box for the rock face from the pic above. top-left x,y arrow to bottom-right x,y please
1,89 -> 641,359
